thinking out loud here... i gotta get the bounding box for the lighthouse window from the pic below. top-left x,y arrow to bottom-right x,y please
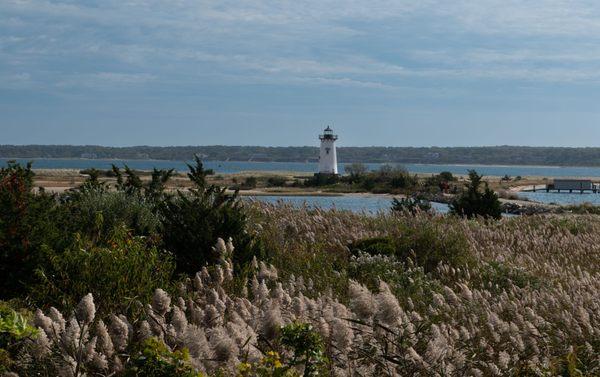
326,148 -> 330,154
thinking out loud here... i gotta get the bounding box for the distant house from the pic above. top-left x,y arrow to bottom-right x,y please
80,153 -> 98,159
552,179 -> 594,191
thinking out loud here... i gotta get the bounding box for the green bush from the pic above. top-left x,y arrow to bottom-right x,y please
349,237 -> 395,257
450,170 -> 502,219
239,323 -> 326,377
125,337 -> 201,377
0,162 -> 61,298
31,229 -> 175,317
267,176 -> 287,187
350,218 -> 473,274
61,189 -> 161,242
108,165 -> 174,200
0,304 -> 38,373
475,261 -> 542,292
344,163 -> 368,183
438,171 -> 456,182
348,252 -> 442,310
242,176 -> 258,189
391,196 -> 432,215
391,217 -> 473,273
160,158 -> 263,275
279,322 -> 327,376
304,173 -> 339,187
338,165 -> 419,193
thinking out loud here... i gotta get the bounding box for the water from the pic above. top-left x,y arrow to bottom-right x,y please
5,158 -> 600,177
246,195 -> 450,214
519,191 -> 600,206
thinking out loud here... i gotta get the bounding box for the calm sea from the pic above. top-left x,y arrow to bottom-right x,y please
245,195 -> 450,214
519,192 -> 600,206
4,158 -> 600,177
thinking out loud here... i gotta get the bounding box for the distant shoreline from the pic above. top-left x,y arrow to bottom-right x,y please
6,144 -> 600,167
2,156 -> 599,170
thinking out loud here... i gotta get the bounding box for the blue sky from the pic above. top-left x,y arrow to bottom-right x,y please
2,1 -> 600,147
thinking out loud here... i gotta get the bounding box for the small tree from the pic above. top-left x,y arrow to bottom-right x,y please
345,163 -> 367,183
391,196 -> 432,215
146,168 -> 175,201
79,168 -> 107,192
160,158 -> 262,274
0,162 -> 61,298
123,166 -> 144,195
438,171 -> 456,182
109,165 -> 174,201
449,170 -> 502,219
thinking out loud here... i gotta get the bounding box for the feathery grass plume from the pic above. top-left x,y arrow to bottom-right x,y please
151,288 -> 171,317
34,309 -> 53,336
95,320 -> 114,358
13,207 -> 600,375
48,307 -> 66,333
75,293 -> 95,326
108,314 -> 129,352
348,280 -> 376,319
209,326 -> 239,362
374,281 -> 403,326
260,305 -> 284,341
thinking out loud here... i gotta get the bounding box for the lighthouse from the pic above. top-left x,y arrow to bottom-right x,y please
318,126 -> 338,174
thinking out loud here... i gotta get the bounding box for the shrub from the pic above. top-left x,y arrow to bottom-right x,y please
237,352 -> 295,377
110,165 -> 174,200
61,189 -> 161,242
304,173 -> 339,187
474,261 -> 542,292
242,176 -> 258,189
0,162 -> 61,298
239,322 -> 326,377
267,176 -> 287,187
124,338 -> 201,377
360,176 -> 376,191
0,305 -> 38,373
389,174 -> 411,189
438,171 -> 456,182
450,170 -> 502,219
31,228 -> 175,317
80,168 -> 111,178
350,218 -> 472,274
391,196 -> 432,215
349,237 -> 395,257
390,217 -> 473,273
348,252 -> 442,310
344,163 -> 368,183
160,158 -> 263,274
279,322 -> 327,376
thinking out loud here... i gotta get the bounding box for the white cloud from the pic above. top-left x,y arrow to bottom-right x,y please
55,72 -> 156,88
0,72 -> 32,89
3,0 -> 600,93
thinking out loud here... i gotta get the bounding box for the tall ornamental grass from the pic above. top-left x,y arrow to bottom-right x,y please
9,207 -> 600,376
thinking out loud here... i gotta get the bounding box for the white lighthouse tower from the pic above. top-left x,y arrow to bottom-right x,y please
318,126 -> 338,174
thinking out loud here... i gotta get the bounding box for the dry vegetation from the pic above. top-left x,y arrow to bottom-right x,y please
17,204 -> 600,376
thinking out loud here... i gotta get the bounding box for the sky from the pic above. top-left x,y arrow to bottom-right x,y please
2,1 -> 600,147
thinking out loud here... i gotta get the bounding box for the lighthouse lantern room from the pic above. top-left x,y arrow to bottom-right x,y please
318,126 -> 338,175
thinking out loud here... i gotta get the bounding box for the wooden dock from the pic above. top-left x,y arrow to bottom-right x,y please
533,179 -> 599,194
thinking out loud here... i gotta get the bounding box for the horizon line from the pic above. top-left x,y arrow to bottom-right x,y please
3,144 -> 600,149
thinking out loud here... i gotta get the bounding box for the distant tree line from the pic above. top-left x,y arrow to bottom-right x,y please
4,145 -> 600,166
